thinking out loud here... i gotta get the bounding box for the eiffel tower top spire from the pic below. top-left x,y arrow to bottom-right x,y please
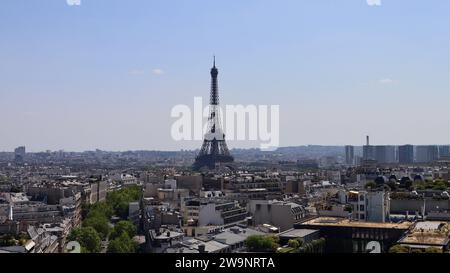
210,56 -> 219,105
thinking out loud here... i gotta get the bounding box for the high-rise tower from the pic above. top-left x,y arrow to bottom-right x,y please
193,57 -> 234,171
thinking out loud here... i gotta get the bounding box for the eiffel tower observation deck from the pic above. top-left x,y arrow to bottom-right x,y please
192,57 -> 234,171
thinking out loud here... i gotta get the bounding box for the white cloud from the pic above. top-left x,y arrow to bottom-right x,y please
366,0 -> 381,6
152,69 -> 165,76
379,78 -> 396,85
66,0 -> 81,6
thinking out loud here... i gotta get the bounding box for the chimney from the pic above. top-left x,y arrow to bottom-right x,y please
366,135 -> 370,146
198,244 -> 206,253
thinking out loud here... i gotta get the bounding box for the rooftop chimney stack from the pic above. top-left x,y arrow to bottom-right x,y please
198,244 -> 206,253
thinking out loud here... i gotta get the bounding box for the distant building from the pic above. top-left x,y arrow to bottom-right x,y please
147,228 -> 184,253
88,178 -> 108,204
296,159 -> 319,170
296,217 -> 412,253
142,200 -> 181,233
374,146 -> 397,164
363,136 -> 375,161
165,226 -> 265,253
278,229 -> 320,246
210,226 -> 265,252
345,145 -> 354,165
340,190 -> 390,223
397,221 -> 450,252
284,180 -> 305,195
175,175 -> 203,195
0,226 -> 59,253
438,145 -> 450,159
363,146 -> 376,161
119,173 -> 139,187
224,174 -> 282,201
181,198 -> 247,228
247,200 -> 307,232
415,145 -> 439,163
398,145 -> 414,164
14,146 -> 26,164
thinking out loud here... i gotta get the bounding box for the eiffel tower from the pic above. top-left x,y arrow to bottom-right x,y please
192,57 -> 234,171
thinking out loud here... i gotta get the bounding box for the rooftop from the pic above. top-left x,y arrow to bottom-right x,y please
398,221 -> 450,246
212,227 -> 264,246
279,228 -> 319,238
399,233 -> 449,246
300,217 -> 413,229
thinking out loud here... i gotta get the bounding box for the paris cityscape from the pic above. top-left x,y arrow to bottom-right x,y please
2,0 -> 450,262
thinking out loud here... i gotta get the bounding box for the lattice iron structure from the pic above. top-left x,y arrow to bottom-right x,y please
192,57 -> 234,171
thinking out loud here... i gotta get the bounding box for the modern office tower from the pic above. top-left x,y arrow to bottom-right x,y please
398,145 -> 414,164
14,146 -> 26,163
415,145 -> 439,163
362,136 -> 396,164
374,146 -> 396,164
385,146 -> 397,163
438,145 -> 450,158
345,145 -> 355,165
363,136 -> 376,161
193,58 -> 234,170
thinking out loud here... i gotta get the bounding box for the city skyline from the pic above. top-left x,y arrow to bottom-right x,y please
2,1 -> 450,152
4,0 -> 450,261
3,142 -> 450,154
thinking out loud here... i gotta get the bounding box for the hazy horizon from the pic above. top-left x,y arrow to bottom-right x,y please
2,1 -> 450,152
3,143 -> 450,154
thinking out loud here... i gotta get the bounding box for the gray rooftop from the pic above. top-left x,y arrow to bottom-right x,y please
213,227 -> 264,246
279,228 -> 319,238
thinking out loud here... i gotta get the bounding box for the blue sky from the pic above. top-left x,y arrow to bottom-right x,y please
1,0 -> 450,151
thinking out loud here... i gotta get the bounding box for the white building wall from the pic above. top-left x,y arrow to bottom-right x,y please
366,191 -> 389,223
198,203 -> 223,226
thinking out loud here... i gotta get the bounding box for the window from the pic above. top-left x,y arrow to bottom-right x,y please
359,214 -> 365,220
359,195 -> 364,201
359,205 -> 365,211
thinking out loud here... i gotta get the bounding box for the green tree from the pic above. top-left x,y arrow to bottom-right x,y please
386,181 -> 398,191
404,180 -> 413,190
110,220 -> 137,240
299,238 -> 325,253
68,227 -> 101,253
107,233 -> 137,253
425,247 -> 441,253
82,214 -> 111,239
364,181 -> 377,190
86,202 -> 114,219
106,186 -> 141,219
433,182 -> 448,191
388,245 -> 409,253
288,239 -> 300,249
245,235 -> 279,252
0,235 -> 17,247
